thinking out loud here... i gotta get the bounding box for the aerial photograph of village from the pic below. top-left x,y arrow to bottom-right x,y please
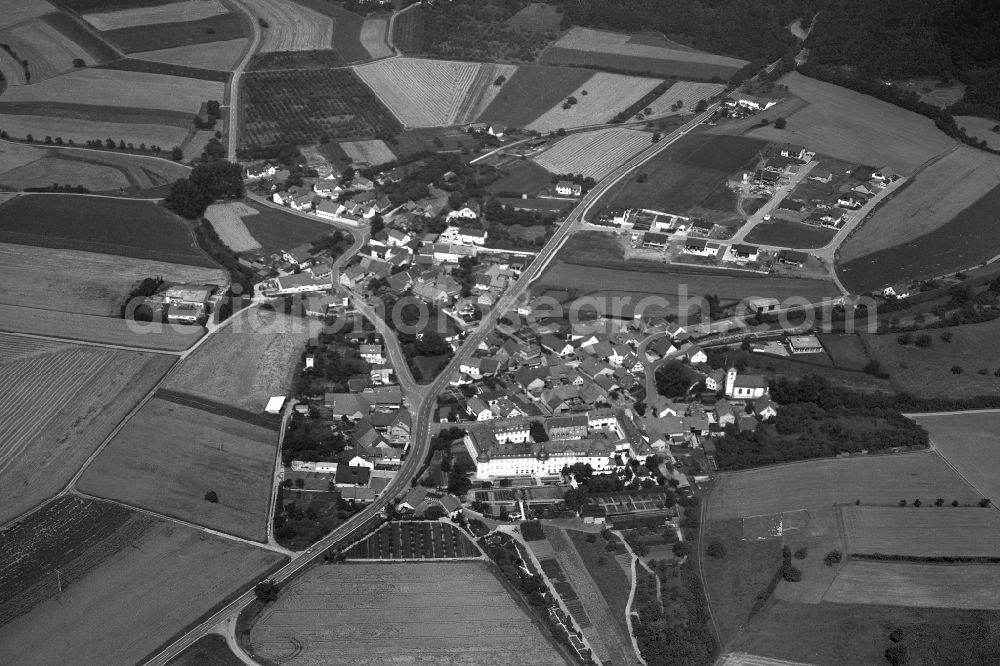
1,0 -> 1000,664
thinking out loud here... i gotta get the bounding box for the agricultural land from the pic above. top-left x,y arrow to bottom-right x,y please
822,562 -> 1000,610
476,64 -> 593,129
0,337 -> 174,524
166,634 -> 243,666
248,562 -> 564,665
841,505 -> 1000,558
916,411 -> 1000,506
238,202 -> 333,254
345,521 -> 481,559
340,138 -> 395,166
241,0 -> 333,52
133,38 -> 250,71
204,202 -> 263,254
77,396 -> 278,542
81,0 -> 229,31
97,13 -> 247,53
0,17 -> 99,82
290,0 -> 372,62
355,58 -> 482,128
956,116 -> 1000,150
0,497 -> 283,666
525,71 -> 662,132
533,127 -> 652,180
0,114 -> 191,152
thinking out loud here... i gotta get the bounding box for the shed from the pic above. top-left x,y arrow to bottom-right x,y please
264,396 -> 286,414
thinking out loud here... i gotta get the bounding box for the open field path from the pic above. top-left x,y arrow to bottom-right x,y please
615,530 -> 651,665
224,0 -> 262,162
698,482 -> 725,651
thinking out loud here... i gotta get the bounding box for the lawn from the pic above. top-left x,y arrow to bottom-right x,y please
0,194 -> 216,266
167,635 -> 243,666
487,159 -> 554,196
239,202 -> 335,254
0,508 -> 283,666
476,64 -> 592,128
744,220 -> 835,249
249,562 -> 564,665
915,412 -> 1000,509
817,333 -> 870,370
542,47 -> 740,80
77,397 -> 278,542
863,317 -> 1000,399
841,505 -> 1000,557
100,12 -> 247,53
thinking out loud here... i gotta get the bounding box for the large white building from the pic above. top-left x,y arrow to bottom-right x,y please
462,429 -> 620,480
724,367 -> 769,400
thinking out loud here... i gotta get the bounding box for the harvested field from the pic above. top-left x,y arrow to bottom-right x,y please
0,242 -> 226,316
355,57 -> 479,127
359,17 -> 391,59
708,453 -> 979,520
241,0 -> 333,52
823,561 -> 1000,609
0,140 -> 44,172
533,127 -> 652,179
133,38 -> 249,70
744,220 -> 835,249
454,63 -> 518,125
83,0 -> 228,31
44,146 -> 190,187
239,203 -> 332,254
0,506 -> 283,665
0,113 -> 190,150
839,147 -> 1000,262
0,0 -> 56,30
0,340 -> 173,524
291,0 -> 369,62
476,64 -> 592,128
956,115 -> 1000,150
204,201 -> 262,253
527,71 -> 662,131
100,13 -> 248,53
249,562 -> 564,665
345,521 -> 480,559
340,138 -> 395,166
841,505 -> 1000,557
0,194 -> 215,266
0,155 -> 130,191
167,634 -> 244,666
746,72 -> 956,175
0,18 -> 98,81
78,397 -> 277,541
916,411 -> 1000,504
646,81 -> 726,116
164,307 -> 310,411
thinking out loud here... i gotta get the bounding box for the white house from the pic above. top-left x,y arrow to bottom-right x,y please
260,273 -> 333,296
555,180 -> 583,196
446,206 -> 478,221
360,344 -> 385,364
724,367 -> 769,400
441,226 -> 487,246
683,239 -> 721,257
883,284 -> 911,299
245,162 -> 277,180
728,94 -> 776,111
463,429 -> 620,481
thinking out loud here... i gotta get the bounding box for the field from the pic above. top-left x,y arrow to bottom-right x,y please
646,80 -> 726,117
77,396 -> 277,541
487,159 -> 553,195
99,13 -> 247,53
241,67 -> 401,150
454,63 -> 518,125
239,202 -> 333,254
533,127 -> 652,179
0,243 -> 226,316
359,17 -> 391,59
526,71 -> 662,132
708,453 -> 979,520
746,72 -> 956,175
204,201 -> 263,253
744,219 -> 835,249
340,138 -> 396,166
83,0 -> 228,30
0,155 -> 130,191
241,0 -> 333,52
0,113 -> 190,150
164,307 -> 310,411
823,561 -> 1000,609
817,333 -> 870,370
355,57 -> 480,127
0,338 -> 174,524
0,140 -> 45,171
38,146 -> 191,189
956,115 -> 1000,150
345,521 -> 480,559
167,634 -> 243,666
864,318 -> 1000,398
476,64 -> 593,128
390,3 -> 424,53
133,38 -> 250,70
0,0 -> 56,30
0,18 -> 98,81
916,412 -> 1000,506
841,505 -> 1000,557
249,562 -> 564,665
840,147 -> 1000,263
0,194 -> 215,266
540,27 -> 746,80
291,0 -> 370,62
0,500 -> 283,665
0,45 -> 26,85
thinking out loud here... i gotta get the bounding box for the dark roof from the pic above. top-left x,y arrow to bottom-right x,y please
335,465 -> 371,486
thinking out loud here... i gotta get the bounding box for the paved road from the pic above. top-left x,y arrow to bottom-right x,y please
224,0 -> 262,163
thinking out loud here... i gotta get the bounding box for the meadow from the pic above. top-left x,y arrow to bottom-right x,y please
0,338 -> 174,525
249,562 -> 564,666
82,0 -> 229,31
817,333 -> 870,370
916,411 -> 1000,507
0,155 -> 130,191
0,0 -> 56,30
77,397 -> 277,541
0,503 -> 283,665
359,17 -> 391,59
841,505 -> 1000,557
0,113 -> 191,151
956,115 -> 1000,150
454,63 -> 518,125
100,12 -> 247,53
241,0 -> 333,52
133,38 -> 250,70
0,17 -> 98,81
476,64 -> 592,129
340,138 -> 396,166
823,562 -> 1000,609
746,72 -> 956,176
744,220 -> 835,249
0,194 -> 215,266
526,71 -> 662,132
290,0 -> 371,62
533,127 -> 652,179
239,202 -> 336,253
646,81 -> 726,117
487,159 -> 553,195
166,635 -> 243,666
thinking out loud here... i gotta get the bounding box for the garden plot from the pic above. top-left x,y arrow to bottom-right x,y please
340,138 -> 396,166
359,17 -> 391,59
646,81 -> 726,116
533,127 -> 651,179
241,0 -> 333,52
83,0 -> 228,30
0,18 -> 98,81
133,38 -> 250,70
841,505 -> 1000,558
527,71 -> 662,132
204,201 -> 262,253
250,562 -> 563,666
354,57 -> 479,127
823,561 -> 1000,609
345,521 -> 480,559
454,63 -> 518,125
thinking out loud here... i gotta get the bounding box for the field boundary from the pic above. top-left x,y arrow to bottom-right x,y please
155,388 -> 281,431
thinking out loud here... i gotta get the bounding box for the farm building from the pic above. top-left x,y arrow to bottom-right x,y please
265,396 -> 286,414
555,181 -> 583,196
260,273 -> 333,296
787,335 -> 823,354
778,250 -> 809,266
439,226 -> 487,245
727,93 -> 776,111
163,284 -> 215,307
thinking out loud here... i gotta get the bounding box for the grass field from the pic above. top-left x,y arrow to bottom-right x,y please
840,147 -> 1000,263
0,44 -> 26,85
133,38 -> 249,70
957,115 -> 1000,150
823,561 -> 1000,609
476,64 -> 592,129
204,201 -> 262,253
0,194 -> 215,266
564,529 -> 634,659
43,146 -> 190,188
841,505 -> 1000,557
916,411 -> 1000,507
817,333 -> 870,370
240,202 -> 334,254
0,339 -> 174,525
0,17 -> 98,81
708,453 -> 979,520
164,307 -> 310,411
0,242 -> 226,316
0,0 -> 56,30
340,138 -> 395,166
487,159 -> 553,195
533,127 -> 652,179
167,634 -> 243,666
864,318 -> 1000,398
359,16 -> 391,59
290,0 -> 370,62
100,12 -> 247,53
249,562 -> 564,665
744,219 -> 835,249
0,113 -> 190,150
746,72 -> 956,176
241,0 -> 333,52
0,502 -> 283,665
506,2 -> 562,30
0,140 -> 45,171
526,71 -> 663,132
0,155 -> 131,191
454,62 -> 518,126
646,80 -> 726,117
83,0 -> 228,30
355,57 -> 480,127
78,397 -> 277,541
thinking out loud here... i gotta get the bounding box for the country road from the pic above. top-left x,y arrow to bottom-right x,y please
225,0 -> 262,162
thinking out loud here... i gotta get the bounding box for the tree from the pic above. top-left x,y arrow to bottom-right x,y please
706,541 -> 726,558
934,498 -> 944,506
72,58 -> 85,67
899,499 -> 907,506
824,550 -> 843,566
951,365 -> 963,374
493,74 -> 506,85
884,644 -> 908,666
171,146 -> 183,161
672,541 -> 691,558
782,565 -> 802,582
794,547 -> 807,559
897,333 -> 912,345
915,334 -> 932,348
940,331 -> 954,342
254,580 -> 280,603
294,477 -> 305,489
529,420 -> 549,443
980,499 -> 991,508
655,361 -> 695,398
913,498 -> 922,507
695,99 -> 708,112
205,490 -> 219,503
774,116 -> 787,129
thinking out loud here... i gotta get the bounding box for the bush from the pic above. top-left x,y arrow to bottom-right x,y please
794,547 -> 807,560
915,334 -> 932,348
774,116 -> 787,129
205,490 -> 219,503
781,565 -> 802,582
672,541 -> 691,558
706,541 -> 727,558
951,365 -> 964,374
824,550 -> 843,566
897,333 -> 912,345
913,499 -> 922,507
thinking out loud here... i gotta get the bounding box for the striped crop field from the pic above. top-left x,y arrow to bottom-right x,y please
454,63 -> 518,125
841,505 -> 1000,558
526,71 -> 663,132
533,127 -> 652,179
0,18 -> 98,82
355,57 -> 480,127
82,0 -> 229,31
645,81 -> 726,117
241,0 -> 333,52
204,202 -> 262,253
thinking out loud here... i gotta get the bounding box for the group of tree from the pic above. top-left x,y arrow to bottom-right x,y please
655,361 -> 700,399
164,160 -> 244,219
